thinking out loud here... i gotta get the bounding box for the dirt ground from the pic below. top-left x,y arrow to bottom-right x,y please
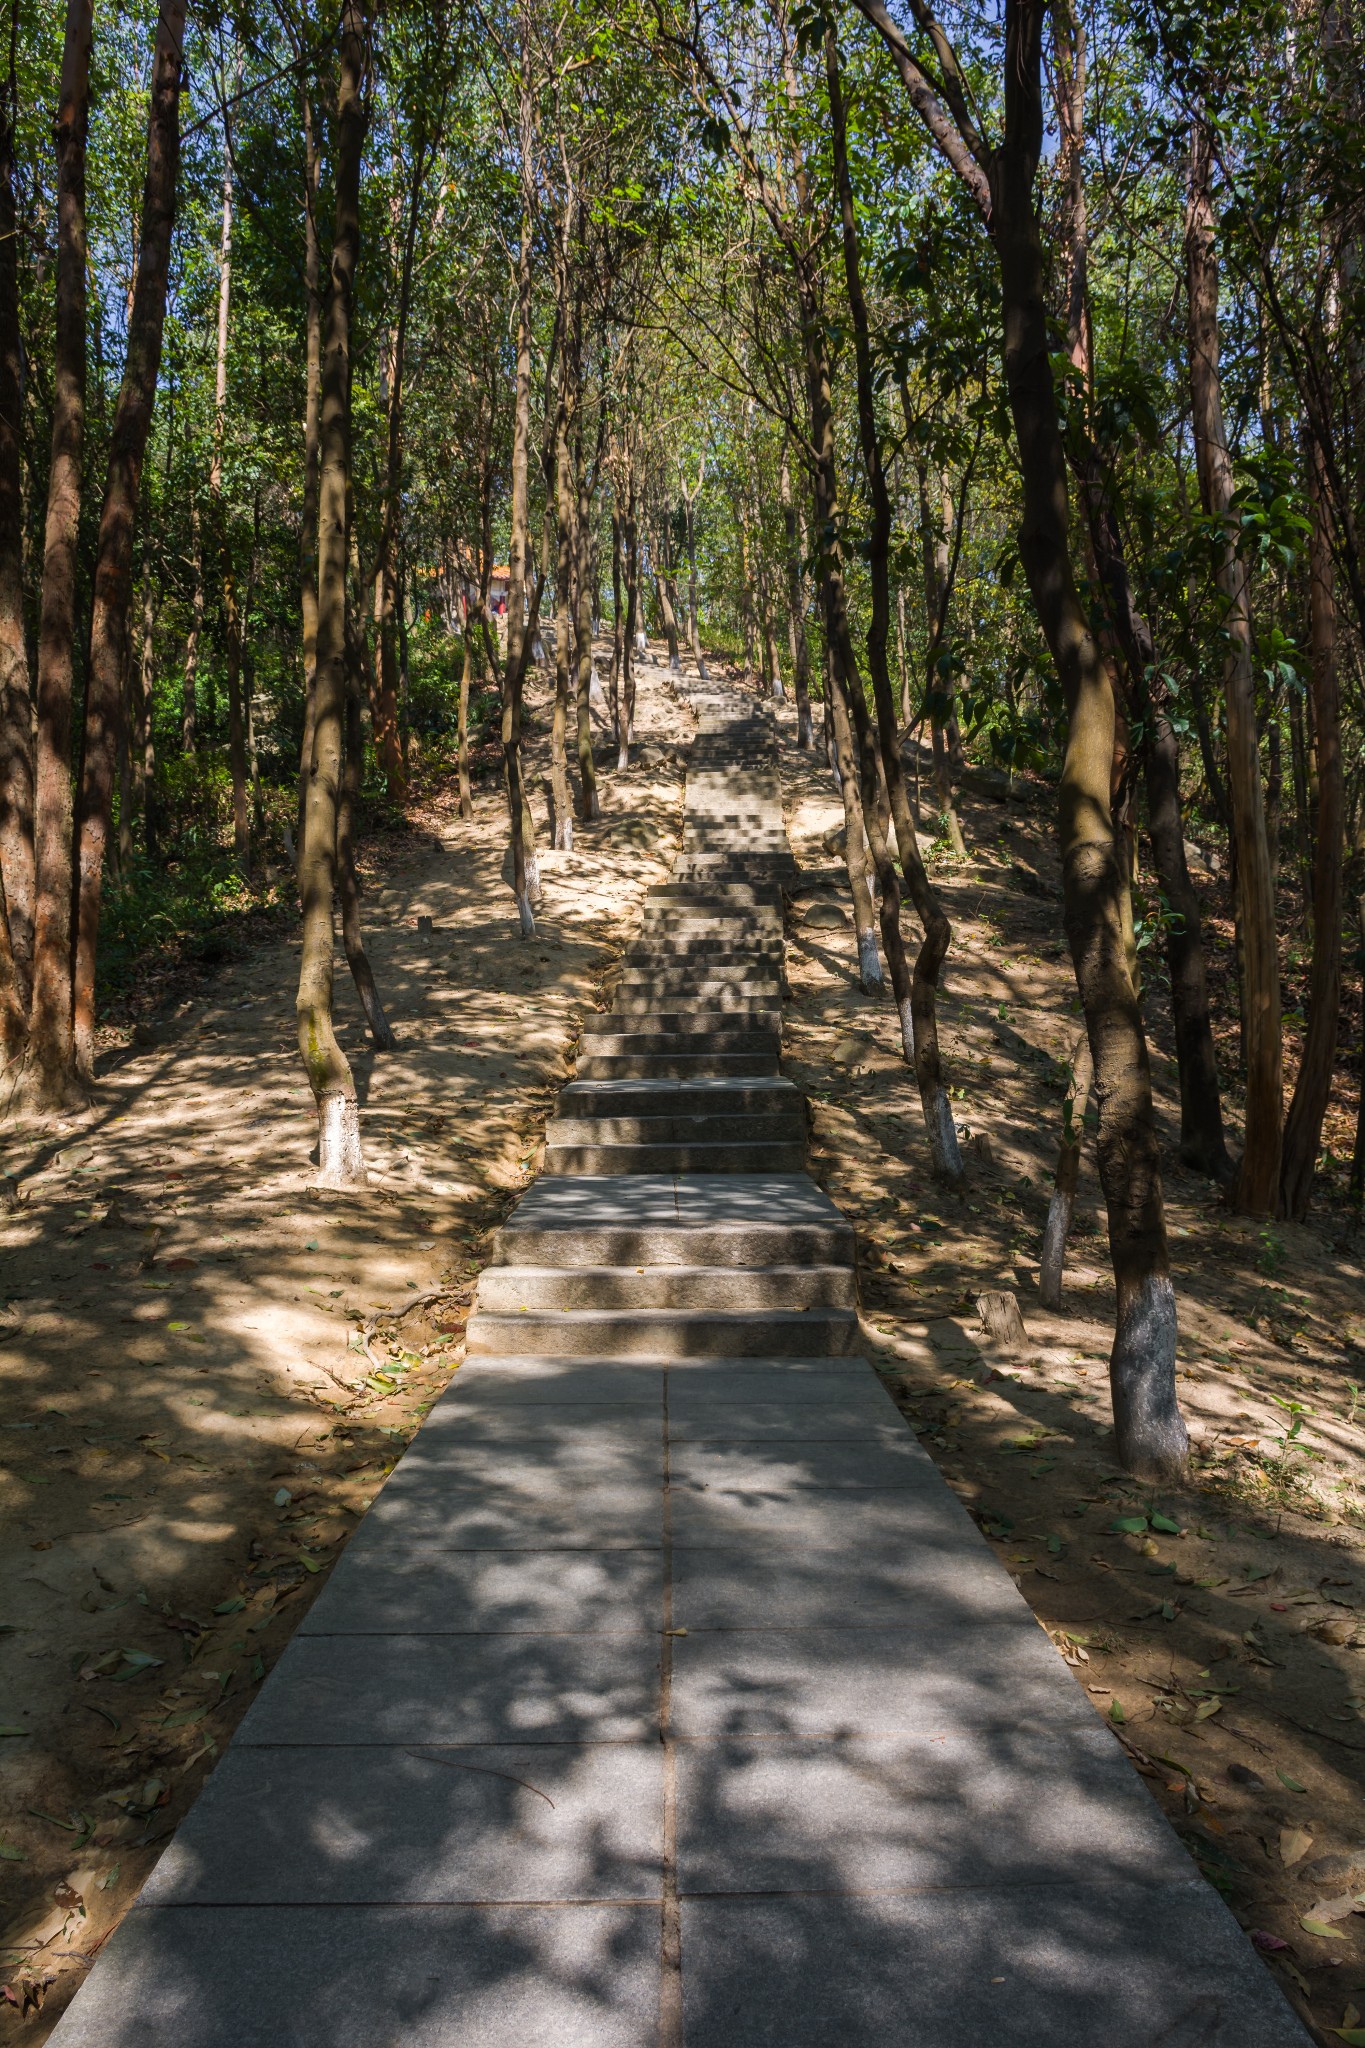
0,658 -> 687,2034
775,700 -> 1365,2047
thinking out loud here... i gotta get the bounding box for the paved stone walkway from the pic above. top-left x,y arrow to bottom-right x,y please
51,685 -> 1311,2044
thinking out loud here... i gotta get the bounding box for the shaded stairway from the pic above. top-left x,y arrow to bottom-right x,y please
48,685 -> 1311,2046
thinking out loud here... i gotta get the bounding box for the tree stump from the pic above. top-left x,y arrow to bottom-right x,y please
977,1289 -> 1028,1356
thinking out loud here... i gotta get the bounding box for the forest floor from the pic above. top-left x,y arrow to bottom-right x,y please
0,657 -> 687,2036
4,653 -> 1364,2044
776,701 -> 1365,2047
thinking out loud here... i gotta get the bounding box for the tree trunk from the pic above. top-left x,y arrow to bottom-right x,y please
501,78 -> 537,936
1039,1033 -> 1094,1309
183,510 -> 203,755
295,84 -> 323,858
373,159 -> 422,804
917,463 -> 967,857
780,445 -> 813,746
296,0 -> 368,1189
573,424 -> 599,820
1186,115 -> 1282,1215
72,0 -> 185,1080
339,602 -> 396,1047
0,56 -> 34,1031
826,24 -> 963,1183
619,463 -> 639,770
1081,486 -> 1233,1184
27,0 -> 93,1109
988,0 -> 1184,1477
655,508 -> 682,672
609,500 -> 624,749
826,642 -> 883,993
210,107 -> 250,874
1280,434 -> 1343,1219
550,365 -> 576,850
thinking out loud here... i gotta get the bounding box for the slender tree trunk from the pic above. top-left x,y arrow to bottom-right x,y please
550,364 -> 576,849
26,0 -> 93,1108
917,464 -> 967,856
683,482 -> 704,669
0,52 -> 34,1037
296,0 -> 368,1188
655,506 -> 682,672
72,0 -> 185,1080
339,601 -> 395,1047
1039,1033 -> 1094,1309
1186,115 -> 1282,1215
780,446 -> 813,745
619,463 -> 639,769
609,500 -> 624,748
138,584 -> 158,859
572,420 -> 599,820
210,100 -> 250,873
296,85 -> 323,858
1280,434 -> 1343,1219
183,510 -> 202,755
1080,486 -> 1233,1183
373,161 -> 422,803
826,642 -> 882,992
499,10 -> 542,933
827,24 -> 962,1181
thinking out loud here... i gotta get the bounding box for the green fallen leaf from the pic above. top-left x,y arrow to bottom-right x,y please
274,1488 -> 291,1507
98,1864 -> 120,1891
1159,1600 -> 1177,1621
1109,1699 -> 1126,1724
1151,1513 -> 1181,1534
213,1597 -> 246,1615
1277,1768 -> 1307,1793
299,1554 -> 322,1574
1046,1534 -> 1063,1555
1111,1515 -> 1148,1534
160,1704 -> 207,1731
0,1725 -> 27,1737
0,1838 -> 24,1860
1301,1916 -> 1338,1938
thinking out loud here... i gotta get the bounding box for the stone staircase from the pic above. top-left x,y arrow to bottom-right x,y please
46,679 -> 1312,2048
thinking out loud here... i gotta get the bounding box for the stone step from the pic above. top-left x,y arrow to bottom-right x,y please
547,1112 -> 803,1147
545,1138 -> 807,1176
576,1051 -> 781,1078
585,1007 -> 777,1040
464,1304 -> 860,1359
556,1077 -> 802,1117
474,1263 -> 857,1311
612,990 -> 778,1015
624,942 -> 785,966
577,1027 -> 778,1057
487,1173 -> 855,1269
615,971 -> 780,993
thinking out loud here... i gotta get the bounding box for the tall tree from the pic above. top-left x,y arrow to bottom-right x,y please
296,0 -> 370,1187
72,0 -> 188,1083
